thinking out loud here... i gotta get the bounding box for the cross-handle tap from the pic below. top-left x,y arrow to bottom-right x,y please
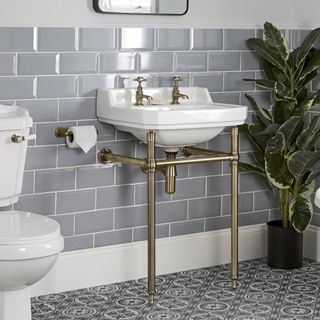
133,76 -> 153,106
171,76 -> 189,105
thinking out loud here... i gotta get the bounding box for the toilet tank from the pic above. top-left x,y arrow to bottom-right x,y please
0,105 -> 33,207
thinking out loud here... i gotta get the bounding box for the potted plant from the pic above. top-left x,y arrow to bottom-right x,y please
240,21 -> 320,268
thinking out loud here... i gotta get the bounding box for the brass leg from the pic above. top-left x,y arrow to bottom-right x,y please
231,127 -> 239,289
146,131 -> 156,304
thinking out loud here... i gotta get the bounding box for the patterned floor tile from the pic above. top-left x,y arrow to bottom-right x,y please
32,258 -> 320,319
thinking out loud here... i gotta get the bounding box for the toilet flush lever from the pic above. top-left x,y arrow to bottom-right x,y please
11,134 -> 36,143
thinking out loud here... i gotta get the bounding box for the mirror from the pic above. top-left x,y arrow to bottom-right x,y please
93,0 -> 189,15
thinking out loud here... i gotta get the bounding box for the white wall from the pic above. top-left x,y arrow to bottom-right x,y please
0,0 -> 319,28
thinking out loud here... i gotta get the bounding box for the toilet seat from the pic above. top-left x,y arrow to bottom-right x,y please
0,211 -> 64,260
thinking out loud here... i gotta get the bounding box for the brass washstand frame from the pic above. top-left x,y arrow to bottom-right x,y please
98,127 -> 239,304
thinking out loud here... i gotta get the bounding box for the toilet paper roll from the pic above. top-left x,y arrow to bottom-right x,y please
66,126 -> 97,154
315,188 -> 320,208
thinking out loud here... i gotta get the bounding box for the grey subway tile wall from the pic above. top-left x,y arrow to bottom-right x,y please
0,26 -> 296,253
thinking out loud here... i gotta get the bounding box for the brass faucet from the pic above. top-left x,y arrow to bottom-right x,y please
171,76 -> 189,105
133,76 -> 153,106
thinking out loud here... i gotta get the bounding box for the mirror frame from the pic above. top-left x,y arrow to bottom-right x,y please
93,0 -> 189,16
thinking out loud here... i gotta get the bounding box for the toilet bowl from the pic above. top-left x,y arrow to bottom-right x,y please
0,105 -> 64,320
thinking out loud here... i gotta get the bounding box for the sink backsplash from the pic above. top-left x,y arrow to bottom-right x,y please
0,27 -> 317,251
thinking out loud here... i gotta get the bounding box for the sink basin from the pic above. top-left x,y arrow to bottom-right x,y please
97,87 -> 248,151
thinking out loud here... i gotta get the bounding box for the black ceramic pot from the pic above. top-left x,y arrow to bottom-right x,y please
267,220 -> 303,269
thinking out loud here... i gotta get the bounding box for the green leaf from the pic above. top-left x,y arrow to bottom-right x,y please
296,114 -> 320,149
277,116 -> 303,147
287,150 -> 320,179
265,132 -> 294,189
274,82 -> 296,103
263,21 -> 289,61
294,94 -> 317,116
243,78 -> 276,90
246,38 -> 286,71
238,162 -> 265,174
297,69 -> 318,90
249,123 -> 280,149
300,50 -> 320,80
245,93 -> 273,123
296,27 -> 320,67
299,180 -> 315,198
289,195 -> 313,232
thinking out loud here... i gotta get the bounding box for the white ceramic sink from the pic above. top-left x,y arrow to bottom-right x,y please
97,87 -> 248,151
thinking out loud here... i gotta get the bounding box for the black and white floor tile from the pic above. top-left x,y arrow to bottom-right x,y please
32,258 -> 320,319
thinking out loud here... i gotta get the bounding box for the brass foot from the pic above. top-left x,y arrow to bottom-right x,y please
232,279 -> 237,289
148,294 -> 155,304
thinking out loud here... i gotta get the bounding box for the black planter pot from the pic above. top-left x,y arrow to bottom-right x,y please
267,220 -> 303,269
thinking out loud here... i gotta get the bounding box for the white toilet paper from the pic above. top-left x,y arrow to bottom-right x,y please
66,126 -> 97,153
315,188 -> 320,208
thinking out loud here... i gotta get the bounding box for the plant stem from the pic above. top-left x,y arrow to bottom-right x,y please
279,189 -> 290,228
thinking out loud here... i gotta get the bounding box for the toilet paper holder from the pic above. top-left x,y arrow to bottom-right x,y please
55,127 -> 98,143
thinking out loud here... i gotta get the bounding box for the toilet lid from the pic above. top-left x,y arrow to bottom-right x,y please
0,105 -> 33,130
0,211 -> 61,245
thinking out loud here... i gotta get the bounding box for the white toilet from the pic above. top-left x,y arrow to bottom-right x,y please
0,105 -> 64,320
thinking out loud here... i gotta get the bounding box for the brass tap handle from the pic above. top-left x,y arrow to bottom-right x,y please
133,76 -> 146,90
171,76 -> 183,84
134,76 -> 153,106
171,76 -> 188,105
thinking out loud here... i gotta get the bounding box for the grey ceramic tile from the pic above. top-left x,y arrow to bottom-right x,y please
35,168 -> 75,193
99,140 -> 136,157
224,29 -> 255,50
170,219 -> 204,236
100,52 -> 137,73
140,52 -> 173,73
239,210 -> 269,227
75,209 -> 113,234
291,29 -> 310,49
0,77 -> 35,99
0,27 -> 34,52
119,28 -> 154,51
38,28 -> 76,52
57,146 -> 96,167
77,165 -> 114,189
116,165 -> 146,185
133,224 -> 169,241
192,29 -> 223,50
156,73 -> 190,88
57,189 -> 96,214
17,99 -> 58,122
17,53 -> 57,75
207,175 -> 231,196
156,201 -> 188,224
269,208 -> 281,222
50,214 -> 74,237
135,182 -> 171,205
222,192 -> 253,215
254,190 -> 278,210
79,28 -> 116,51
0,53 -> 15,75
79,119 -> 116,142
212,93 -> 240,105
37,76 -> 77,98
115,205 -> 147,229
175,52 -> 207,72
192,73 -> 223,92
205,215 -> 230,231
240,91 -> 272,108
79,75 -> 116,97
240,172 -> 269,193
25,146 -> 57,170
97,185 -> 134,209
208,133 -> 231,152
21,171 -> 34,195
224,72 -> 255,92
208,52 -> 240,72
189,197 -> 221,219
95,229 -> 132,247
189,162 -> 222,177
59,98 -> 96,121
240,133 -> 254,152
36,121 -> 75,145
241,51 -> 260,71
64,235 -> 93,252
157,29 -> 190,51
14,193 -> 55,215
173,178 -> 206,200
60,53 -> 98,74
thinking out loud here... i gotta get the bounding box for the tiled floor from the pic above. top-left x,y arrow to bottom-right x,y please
32,258 -> 320,319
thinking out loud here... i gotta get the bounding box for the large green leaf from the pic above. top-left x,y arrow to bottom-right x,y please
243,78 -> 276,90
297,69 -> 318,90
274,82 -> 296,103
296,27 -> 320,67
249,123 -> 280,149
296,114 -> 320,150
289,195 -> 313,232
238,162 -> 265,174
245,93 -> 273,124
265,132 -> 294,189
300,50 -> 320,80
287,150 -> 320,178
293,94 -> 317,116
263,21 -> 289,61
277,116 -> 303,147
246,38 -> 286,71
